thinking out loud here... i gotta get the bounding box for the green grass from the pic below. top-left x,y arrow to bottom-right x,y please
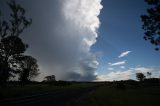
0,83 -> 97,99
0,84 -> 59,99
73,85 -> 160,106
1,83 -> 160,106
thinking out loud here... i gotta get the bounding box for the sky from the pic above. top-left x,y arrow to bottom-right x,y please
0,0 -> 160,81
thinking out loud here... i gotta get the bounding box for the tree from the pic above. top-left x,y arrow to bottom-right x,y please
44,75 -> 56,82
136,73 -> 146,81
14,55 -> 39,84
0,0 -> 32,85
141,0 -> 160,50
147,72 -> 152,78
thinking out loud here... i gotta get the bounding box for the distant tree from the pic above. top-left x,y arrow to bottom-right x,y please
147,72 -> 152,78
141,0 -> 160,50
14,55 -> 39,84
136,73 -> 146,81
0,0 -> 32,85
44,75 -> 56,82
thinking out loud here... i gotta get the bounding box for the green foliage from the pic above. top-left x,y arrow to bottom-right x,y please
141,0 -> 160,50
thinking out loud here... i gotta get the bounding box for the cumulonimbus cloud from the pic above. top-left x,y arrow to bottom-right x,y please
17,0 -> 103,81
118,51 -> 131,58
56,0 -> 103,81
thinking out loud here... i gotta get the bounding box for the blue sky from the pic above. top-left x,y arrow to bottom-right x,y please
92,0 -> 160,80
94,1 -> 158,68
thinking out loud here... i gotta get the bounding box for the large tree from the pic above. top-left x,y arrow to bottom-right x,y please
141,0 -> 160,50
136,73 -> 146,81
14,55 -> 40,84
0,0 -> 32,85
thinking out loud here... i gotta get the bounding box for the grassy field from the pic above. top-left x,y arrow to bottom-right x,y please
0,82 -> 98,99
0,82 -> 160,106
72,85 -> 160,106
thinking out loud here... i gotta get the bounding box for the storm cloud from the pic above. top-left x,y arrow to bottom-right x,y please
5,0 -> 103,81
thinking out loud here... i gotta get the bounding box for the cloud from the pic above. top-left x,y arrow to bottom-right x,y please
118,51 -> 131,58
132,67 -> 154,73
16,0 -> 103,81
109,60 -> 126,66
108,62 -> 112,65
107,67 -> 114,70
98,70 -> 133,81
120,66 -> 125,69
98,66 -> 160,81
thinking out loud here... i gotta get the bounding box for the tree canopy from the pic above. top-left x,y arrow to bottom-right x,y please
136,73 -> 146,81
0,0 -> 39,85
15,55 -> 40,83
141,0 -> 160,50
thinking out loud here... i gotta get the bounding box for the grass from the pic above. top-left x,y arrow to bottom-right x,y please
73,85 -> 160,106
0,84 -> 59,99
0,83 -> 98,99
1,83 -> 160,106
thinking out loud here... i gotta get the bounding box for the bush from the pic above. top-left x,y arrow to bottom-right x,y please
114,82 -> 126,89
